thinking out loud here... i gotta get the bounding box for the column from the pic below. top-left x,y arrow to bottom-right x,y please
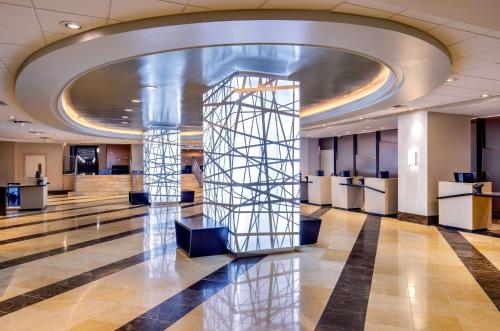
203,74 -> 300,255
397,111 -> 471,224
143,129 -> 180,203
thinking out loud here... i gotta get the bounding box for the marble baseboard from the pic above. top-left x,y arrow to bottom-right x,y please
397,211 -> 438,225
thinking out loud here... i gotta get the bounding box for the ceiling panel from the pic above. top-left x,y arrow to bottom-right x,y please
346,0 -> 405,13
444,20 -> 492,34
470,48 -> 500,64
427,26 -> 475,46
0,26 -> 45,46
0,3 -> 39,29
399,8 -> 451,25
1,57 -> 25,75
33,0 -> 110,18
182,5 -> 211,13
261,0 -> 341,10
448,36 -> 500,57
389,14 -> 437,31
187,0 -> 264,10
0,44 -> 36,58
36,9 -> 107,34
448,74 -> 500,92
451,56 -> 491,73
109,0 -> 185,21
459,64 -> 500,82
432,85 -> 494,99
333,3 -> 393,19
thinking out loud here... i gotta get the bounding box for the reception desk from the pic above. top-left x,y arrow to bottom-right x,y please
364,178 -> 398,216
438,181 -> 492,231
331,176 -> 363,210
308,176 -> 331,205
19,177 -> 48,210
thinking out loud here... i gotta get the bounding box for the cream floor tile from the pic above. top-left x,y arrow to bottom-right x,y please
365,306 -> 414,329
66,319 -> 119,331
412,311 -> 463,331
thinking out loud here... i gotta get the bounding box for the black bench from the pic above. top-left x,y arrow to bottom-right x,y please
180,190 -> 195,203
299,215 -> 322,245
175,215 -> 228,257
128,191 -> 151,205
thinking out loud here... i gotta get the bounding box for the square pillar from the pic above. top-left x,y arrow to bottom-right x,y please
398,111 -> 471,224
203,74 -> 300,254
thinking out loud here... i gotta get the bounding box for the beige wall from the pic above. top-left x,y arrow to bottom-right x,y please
0,141 -> 65,191
0,142 -> 16,185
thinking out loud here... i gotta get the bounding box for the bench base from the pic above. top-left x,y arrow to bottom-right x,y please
300,215 -> 322,245
175,216 -> 228,257
128,191 -> 151,205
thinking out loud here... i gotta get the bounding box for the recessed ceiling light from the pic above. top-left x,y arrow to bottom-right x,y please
20,122 -> 25,126
124,109 -> 133,112
409,107 -> 415,110
121,121 -> 128,124
131,99 -> 141,103
359,117 -> 364,120
446,78 -> 456,82
380,127 -> 385,129
60,21 -> 83,30
9,115 -> 15,120
481,94 -> 490,98
346,131 -> 351,134
122,115 -> 129,119
36,132 -> 40,135
366,126 -> 371,129
322,124 -> 326,127
145,86 -> 157,90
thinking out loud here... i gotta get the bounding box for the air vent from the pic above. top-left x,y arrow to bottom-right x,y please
0,101 -> 6,106
12,119 -> 32,125
392,104 -> 404,108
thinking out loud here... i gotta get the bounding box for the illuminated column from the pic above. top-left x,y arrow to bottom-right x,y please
203,73 -> 300,254
143,129 -> 180,203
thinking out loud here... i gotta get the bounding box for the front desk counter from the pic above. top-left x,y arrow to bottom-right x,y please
19,177 -> 48,211
364,177 -> 398,216
331,176 -> 363,210
308,176 -> 332,206
438,181 -> 493,231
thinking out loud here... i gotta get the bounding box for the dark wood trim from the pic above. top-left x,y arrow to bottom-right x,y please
397,211 -> 438,225
476,118 -> 485,181
333,136 -> 338,176
353,134 -> 358,176
375,131 -> 381,176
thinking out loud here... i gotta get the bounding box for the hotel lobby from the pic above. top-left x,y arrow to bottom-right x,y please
0,1 -> 499,330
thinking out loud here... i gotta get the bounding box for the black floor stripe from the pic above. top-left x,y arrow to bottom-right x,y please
0,212 -> 206,317
308,206 -> 332,218
0,208 -> 204,269
0,198 -> 127,220
0,211 -> 150,246
438,227 -> 500,310
315,215 -> 382,331
0,205 -> 144,230
117,256 -> 265,330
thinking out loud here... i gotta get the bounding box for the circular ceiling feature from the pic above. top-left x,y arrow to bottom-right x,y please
15,10 -> 451,139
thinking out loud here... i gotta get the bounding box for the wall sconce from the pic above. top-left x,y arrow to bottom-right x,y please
408,150 -> 417,166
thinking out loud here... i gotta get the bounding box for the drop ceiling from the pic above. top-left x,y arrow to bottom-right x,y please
2,0 -> 500,141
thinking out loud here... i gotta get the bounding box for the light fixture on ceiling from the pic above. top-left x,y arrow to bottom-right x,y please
480,94 -> 490,98
124,109 -> 133,112
122,115 -> 129,119
366,126 -> 371,129
445,78 -> 456,82
346,131 -> 351,134
8,115 -> 15,120
409,107 -> 415,110
322,124 -> 326,127
145,85 -> 157,90
131,99 -> 141,103
121,121 -> 128,124
359,117 -> 363,120
380,127 -> 385,129
60,21 -> 83,30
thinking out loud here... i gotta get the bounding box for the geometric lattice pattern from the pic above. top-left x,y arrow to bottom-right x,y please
143,129 -> 180,203
203,73 -> 300,254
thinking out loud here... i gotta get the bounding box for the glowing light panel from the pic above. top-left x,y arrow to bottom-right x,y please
143,129 -> 180,203
203,74 -> 300,254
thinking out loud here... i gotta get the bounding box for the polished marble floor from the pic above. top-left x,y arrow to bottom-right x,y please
0,194 -> 498,330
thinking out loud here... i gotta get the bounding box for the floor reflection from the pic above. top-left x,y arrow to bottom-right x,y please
201,257 -> 302,330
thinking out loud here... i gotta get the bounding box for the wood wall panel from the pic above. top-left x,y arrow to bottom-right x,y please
356,132 -> 376,177
379,129 -> 398,177
336,135 -> 354,175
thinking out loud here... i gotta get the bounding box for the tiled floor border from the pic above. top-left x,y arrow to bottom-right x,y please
315,215 -> 382,330
438,227 -> 500,310
116,255 -> 265,330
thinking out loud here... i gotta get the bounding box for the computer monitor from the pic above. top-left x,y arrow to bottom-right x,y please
340,170 -> 350,177
316,170 -> 325,176
454,172 -> 475,183
378,171 -> 389,178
